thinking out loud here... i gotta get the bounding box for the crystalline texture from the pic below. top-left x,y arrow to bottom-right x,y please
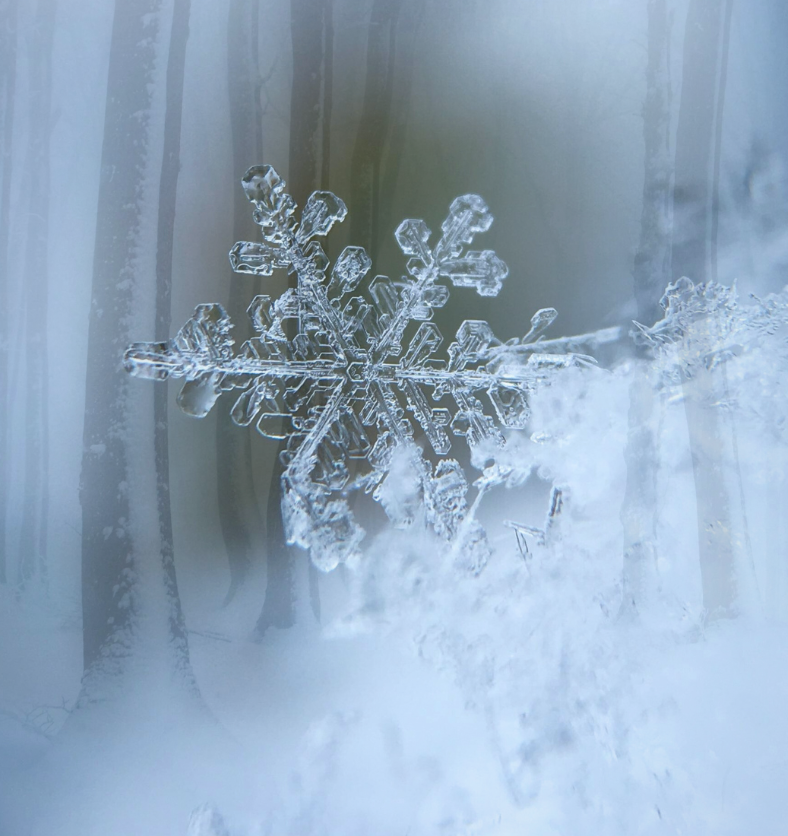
296,191 -> 347,242
634,277 -> 767,384
125,165 -> 587,568
439,250 -> 509,296
330,246 -> 372,295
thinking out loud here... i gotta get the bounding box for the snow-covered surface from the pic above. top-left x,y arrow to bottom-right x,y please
4,358 -> 788,835
3,565 -> 788,834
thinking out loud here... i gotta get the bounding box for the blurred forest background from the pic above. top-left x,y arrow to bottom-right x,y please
6,0 -> 788,636
3,0 -> 788,833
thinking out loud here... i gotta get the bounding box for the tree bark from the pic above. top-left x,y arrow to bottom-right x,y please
0,0 -> 18,584
80,0 -> 196,696
671,0 -> 737,619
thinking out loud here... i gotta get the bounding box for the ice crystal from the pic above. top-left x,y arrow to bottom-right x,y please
635,276 -> 788,386
505,486 -> 564,557
125,165 -> 588,569
634,277 -> 743,382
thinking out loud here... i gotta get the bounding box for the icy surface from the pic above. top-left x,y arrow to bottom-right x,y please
126,165 -> 589,569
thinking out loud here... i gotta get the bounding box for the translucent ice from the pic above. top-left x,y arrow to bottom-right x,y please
125,165 -> 590,568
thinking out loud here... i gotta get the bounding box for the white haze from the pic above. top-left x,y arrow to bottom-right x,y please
3,1 -> 788,834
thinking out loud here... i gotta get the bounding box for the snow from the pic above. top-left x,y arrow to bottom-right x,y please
4,562 -> 788,834
5,0 -> 788,834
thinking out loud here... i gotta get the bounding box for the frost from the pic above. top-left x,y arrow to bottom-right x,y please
634,276 -> 788,386
125,165 -> 590,569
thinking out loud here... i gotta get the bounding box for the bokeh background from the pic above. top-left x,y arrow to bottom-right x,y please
3,1 -> 788,833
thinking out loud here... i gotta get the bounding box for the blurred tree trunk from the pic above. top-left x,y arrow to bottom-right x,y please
633,0 -> 673,329
80,0 -> 196,699
671,0 -> 737,619
375,0 -> 423,249
0,0 -> 18,584
350,0 -> 424,261
256,0 -> 330,636
217,0 -> 266,607
286,0 -> 326,209
620,0 -> 672,616
18,0 -> 55,587
321,0 -> 333,191
155,0 -> 192,666
340,0 -> 423,536
350,0 -> 403,259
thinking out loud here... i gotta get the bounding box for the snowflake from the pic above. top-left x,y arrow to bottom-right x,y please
125,165 -> 588,570
635,276 -> 788,386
